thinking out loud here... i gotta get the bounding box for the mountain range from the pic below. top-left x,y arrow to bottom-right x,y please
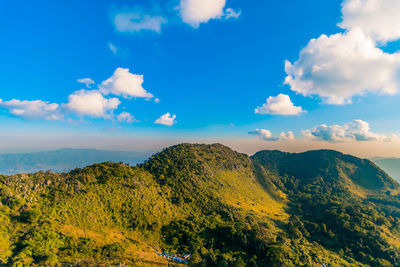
0,148 -> 149,175
1,144 -> 400,266
0,148 -> 398,184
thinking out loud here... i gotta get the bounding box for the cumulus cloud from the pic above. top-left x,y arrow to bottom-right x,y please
77,78 -> 95,88
340,0 -> 400,43
249,129 -> 279,141
280,131 -> 295,141
0,99 -> 62,120
113,8 -> 166,33
155,112 -> 176,126
65,90 -> 120,118
285,0 -> 400,105
302,119 -> 398,142
99,68 -> 154,99
179,0 -> 240,27
1,67 -> 156,123
255,94 -> 304,115
117,111 -> 137,123
249,129 -> 295,142
180,0 -> 225,27
285,28 -> 400,105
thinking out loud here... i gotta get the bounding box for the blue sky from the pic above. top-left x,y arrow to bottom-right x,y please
1,0 -> 400,156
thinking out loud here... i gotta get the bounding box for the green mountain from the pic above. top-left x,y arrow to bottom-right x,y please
1,144 -> 400,266
0,148 -> 149,175
253,149 -> 398,194
372,158 -> 400,183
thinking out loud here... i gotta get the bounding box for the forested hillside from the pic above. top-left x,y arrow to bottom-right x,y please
1,144 -> 400,266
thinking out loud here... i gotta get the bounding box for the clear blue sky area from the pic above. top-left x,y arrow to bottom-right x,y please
1,0 -> 400,152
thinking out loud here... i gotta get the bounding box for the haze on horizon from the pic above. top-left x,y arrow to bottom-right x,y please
1,0 -> 400,158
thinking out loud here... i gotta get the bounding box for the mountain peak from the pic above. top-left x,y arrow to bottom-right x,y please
252,148 -> 399,194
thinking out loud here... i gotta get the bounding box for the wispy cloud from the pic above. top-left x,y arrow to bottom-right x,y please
225,8 -> 241,20
108,43 -> 118,55
117,111 -> 137,123
77,78 -> 95,88
113,7 -> 167,33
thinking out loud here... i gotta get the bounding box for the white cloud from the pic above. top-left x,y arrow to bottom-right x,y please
0,99 -> 62,121
179,0 -> 239,27
249,129 -> 295,142
249,129 -> 279,141
285,0 -> 400,105
155,112 -> 176,126
1,67 -> 157,123
77,78 -> 95,88
255,94 -> 303,115
340,0 -> 400,43
113,9 -> 166,33
65,90 -> 120,118
225,8 -> 241,19
285,28 -> 400,105
180,0 -> 225,27
280,131 -> 295,141
302,119 -> 397,142
99,68 -> 154,99
117,111 -> 137,123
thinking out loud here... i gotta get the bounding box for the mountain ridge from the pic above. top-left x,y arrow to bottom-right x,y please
0,148 -> 150,175
252,149 -> 399,194
1,143 -> 400,266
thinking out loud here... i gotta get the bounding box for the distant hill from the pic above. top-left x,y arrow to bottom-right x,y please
1,144 -> 400,266
253,149 -> 398,193
0,148 -> 149,174
372,157 -> 400,182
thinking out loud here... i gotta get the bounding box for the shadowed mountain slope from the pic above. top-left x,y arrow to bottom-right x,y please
252,149 -> 399,194
253,149 -> 400,266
